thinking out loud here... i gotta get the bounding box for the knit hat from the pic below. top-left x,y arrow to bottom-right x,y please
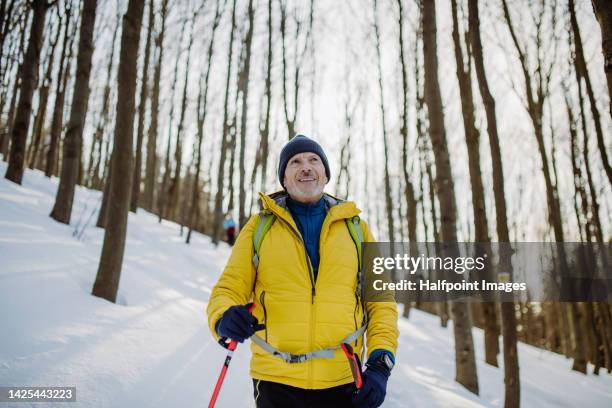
278,135 -> 331,187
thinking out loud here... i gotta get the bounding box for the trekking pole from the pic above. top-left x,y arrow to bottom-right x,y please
208,303 -> 256,408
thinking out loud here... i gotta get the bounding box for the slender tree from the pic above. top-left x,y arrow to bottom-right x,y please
422,0 -> 478,394
92,0 -> 145,303
1,9 -> 28,159
28,9 -> 61,169
373,0 -> 395,243
130,0 -> 154,212
237,0 -> 254,229
450,0 -> 499,368
248,0 -> 273,210
167,8 -> 197,223
158,12 -> 187,222
143,0 -> 168,211
469,0 -> 519,405
187,0 -> 223,244
396,0 -> 417,244
591,0 -> 612,119
50,0 -> 98,223
45,0 -> 75,178
212,0 -> 237,245
5,0 -> 51,184
568,0 -> 610,186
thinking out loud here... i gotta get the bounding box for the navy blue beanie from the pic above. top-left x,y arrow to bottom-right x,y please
278,135 -> 330,187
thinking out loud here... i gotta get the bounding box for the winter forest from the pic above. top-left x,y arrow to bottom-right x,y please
1,0 -> 611,407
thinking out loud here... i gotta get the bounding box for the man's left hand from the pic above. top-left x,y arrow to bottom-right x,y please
352,351 -> 393,408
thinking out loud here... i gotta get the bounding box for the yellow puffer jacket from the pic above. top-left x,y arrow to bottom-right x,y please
207,192 -> 398,389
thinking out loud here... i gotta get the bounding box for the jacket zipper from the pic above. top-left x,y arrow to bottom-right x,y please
260,291 -> 268,342
276,216 -> 316,303
273,211 -> 317,387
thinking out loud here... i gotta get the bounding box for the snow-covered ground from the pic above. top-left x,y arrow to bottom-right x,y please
1,162 -> 611,407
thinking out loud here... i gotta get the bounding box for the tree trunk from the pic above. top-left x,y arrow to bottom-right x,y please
168,12 -> 196,223
5,0 -> 49,184
212,0 -> 237,245
397,0 -> 417,246
422,0 -> 478,394
451,0 -> 499,369
373,0 -> 394,243
237,0 -> 254,230
92,0 -> 145,303
28,15 -> 61,169
187,0 -> 221,243
468,0 -> 518,404
157,14 -> 187,222
569,0 -> 611,186
0,6 -> 28,160
143,0 -> 168,212
130,0 -> 154,212
592,0 -> 612,119
50,0 -> 97,224
46,2 -> 76,178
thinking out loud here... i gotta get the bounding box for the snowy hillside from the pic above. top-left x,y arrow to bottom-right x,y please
1,163 -> 611,408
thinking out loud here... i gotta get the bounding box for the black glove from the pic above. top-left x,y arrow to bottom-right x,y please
215,304 -> 262,343
352,350 -> 393,408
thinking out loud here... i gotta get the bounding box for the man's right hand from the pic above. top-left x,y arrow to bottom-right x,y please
215,304 -> 261,343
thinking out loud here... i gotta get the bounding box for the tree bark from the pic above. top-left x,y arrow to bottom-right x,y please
569,0 -> 611,186
469,0 -> 518,405
373,0 -> 394,243
50,0 -> 97,223
130,0 -> 154,212
46,2 -> 75,178
186,0 -> 221,244
143,0 -> 168,212
592,0 -> 612,119
92,0 -> 145,303
5,0 -> 49,184
422,0 -> 478,394
237,0 -> 254,229
450,0 -> 499,370
28,12 -> 61,169
212,0 -> 237,245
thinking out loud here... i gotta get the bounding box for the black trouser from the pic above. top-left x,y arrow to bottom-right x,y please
253,379 -> 356,408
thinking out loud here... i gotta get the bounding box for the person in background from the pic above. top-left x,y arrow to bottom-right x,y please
223,216 -> 236,246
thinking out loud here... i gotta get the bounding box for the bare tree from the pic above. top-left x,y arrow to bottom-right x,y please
49,0 -> 97,223
469,0 -> 519,405
212,0 -> 237,245
27,9 -> 61,169
501,0 -> 587,374
248,0 -> 273,212
568,0 -> 610,186
167,8 -> 198,224
422,0 -> 478,394
279,0 -> 313,139
92,0 -> 145,303
158,12 -> 187,222
237,0 -> 254,229
143,0 -> 168,211
373,0 -> 394,243
5,0 -> 52,184
396,0 -> 417,244
591,0 -> 612,119
45,2 -> 76,178
187,0 -> 223,244
129,0 -> 154,212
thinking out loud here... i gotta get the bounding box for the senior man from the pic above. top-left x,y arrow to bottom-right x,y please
207,135 -> 398,407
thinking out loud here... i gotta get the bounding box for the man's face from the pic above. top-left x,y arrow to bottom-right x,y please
283,152 -> 328,204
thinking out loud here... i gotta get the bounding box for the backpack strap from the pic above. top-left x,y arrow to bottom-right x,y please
252,210 -> 276,269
